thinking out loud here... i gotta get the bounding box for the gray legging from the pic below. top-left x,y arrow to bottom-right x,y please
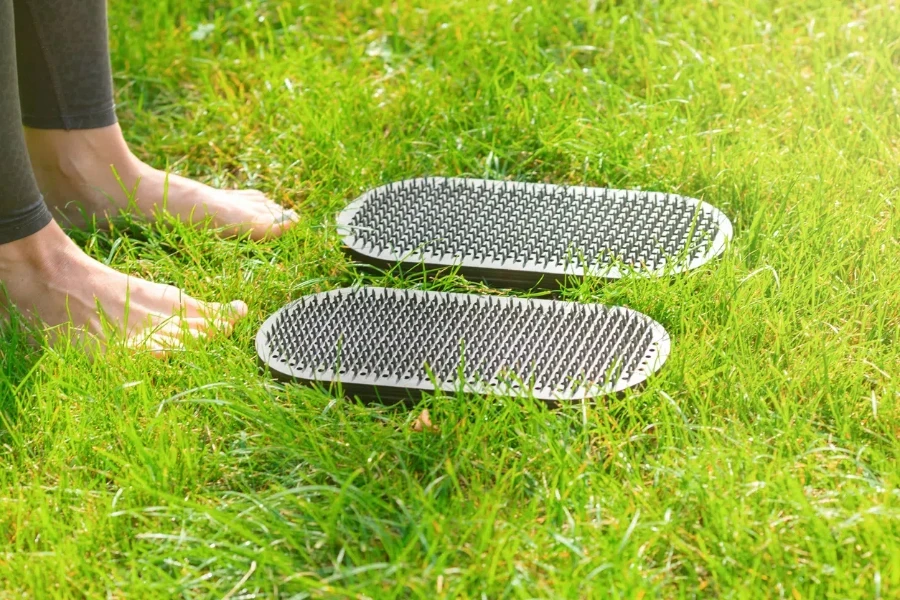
0,0 -> 115,245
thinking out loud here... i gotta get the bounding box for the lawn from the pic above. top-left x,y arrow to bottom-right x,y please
2,0 -> 899,597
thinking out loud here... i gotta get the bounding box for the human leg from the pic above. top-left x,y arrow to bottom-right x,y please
14,0 -> 298,240
0,0 -> 52,246
0,0 -> 247,354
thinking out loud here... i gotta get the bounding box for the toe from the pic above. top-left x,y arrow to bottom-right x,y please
151,321 -> 206,340
201,190 -> 298,240
128,311 -> 236,355
217,300 -> 248,320
274,208 -> 300,225
138,318 -> 205,342
250,222 -> 288,242
184,316 -> 235,337
143,284 -> 208,318
127,330 -> 186,359
249,207 -> 300,241
147,335 -> 184,358
185,300 -> 248,324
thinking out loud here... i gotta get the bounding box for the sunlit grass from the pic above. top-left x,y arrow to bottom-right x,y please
1,0 -> 898,597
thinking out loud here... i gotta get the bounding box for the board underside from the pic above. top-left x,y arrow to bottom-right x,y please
337,178 -> 732,289
257,287 -> 670,403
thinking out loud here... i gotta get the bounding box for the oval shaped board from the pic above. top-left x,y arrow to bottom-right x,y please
337,178 -> 732,289
257,287 -> 670,403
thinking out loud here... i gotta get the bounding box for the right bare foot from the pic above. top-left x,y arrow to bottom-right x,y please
24,125 -> 299,241
0,221 -> 247,356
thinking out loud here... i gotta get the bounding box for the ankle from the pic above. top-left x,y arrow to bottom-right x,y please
24,124 -> 138,183
0,221 -> 85,275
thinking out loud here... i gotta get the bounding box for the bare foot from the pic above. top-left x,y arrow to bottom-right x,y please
24,124 -> 299,241
0,221 -> 247,356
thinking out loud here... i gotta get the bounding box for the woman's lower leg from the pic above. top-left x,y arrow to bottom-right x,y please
14,0 -> 299,241
0,0 -> 52,246
0,0 -> 247,354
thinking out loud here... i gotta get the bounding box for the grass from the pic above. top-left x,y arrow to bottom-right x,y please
1,0 -> 899,597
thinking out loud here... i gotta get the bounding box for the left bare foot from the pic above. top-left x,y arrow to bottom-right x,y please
0,221 -> 248,358
24,124 -> 299,241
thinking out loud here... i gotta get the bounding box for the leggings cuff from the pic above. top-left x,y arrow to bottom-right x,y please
22,103 -> 117,131
0,197 -> 54,245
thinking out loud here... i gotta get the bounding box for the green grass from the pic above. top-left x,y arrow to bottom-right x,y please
2,0 -> 899,597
